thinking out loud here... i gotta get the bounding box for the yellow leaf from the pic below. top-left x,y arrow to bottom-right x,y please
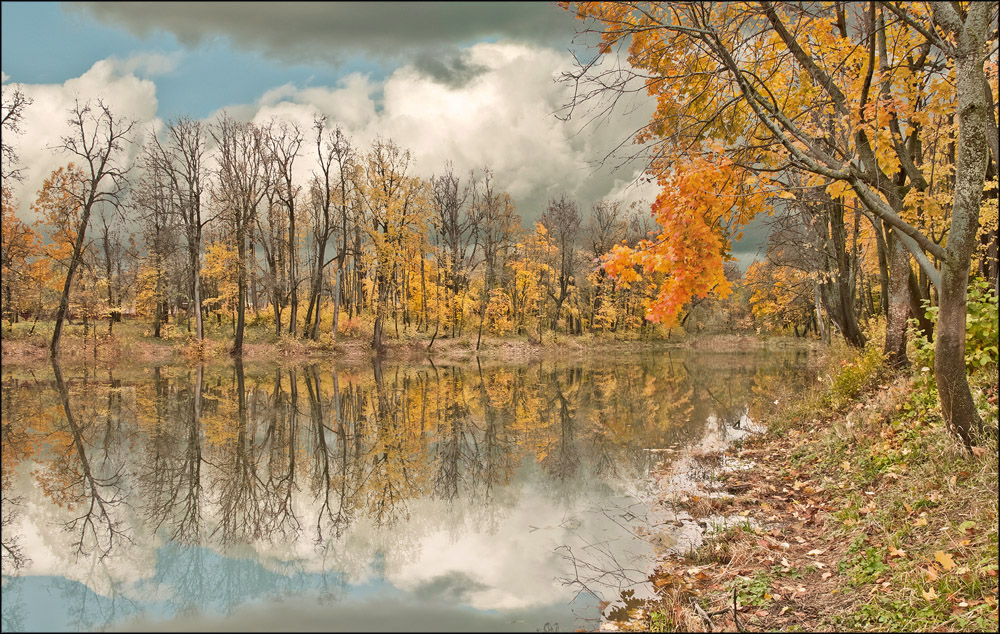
924,566 -> 939,581
825,180 -> 851,198
934,551 -> 955,571
888,547 -> 906,559
922,588 -> 938,601
913,516 -> 928,527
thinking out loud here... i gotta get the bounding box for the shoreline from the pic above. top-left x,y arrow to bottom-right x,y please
0,330 -> 818,369
613,347 -> 998,632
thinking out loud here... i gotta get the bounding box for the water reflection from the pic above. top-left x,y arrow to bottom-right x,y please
1,350 -> 814,631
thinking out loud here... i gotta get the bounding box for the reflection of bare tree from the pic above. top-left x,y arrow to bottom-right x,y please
51,359 -> 130,559
258,368 -> 300,539
140,366 -> 204,544
473,361 -> 516,504
53,573 -> 139,632
212,358 -> 265,545
367,359 -> 417,526
309,365 -> 358,540
432,367 -> 475,502
542,369 -> 581,485
1,376 -> 30,571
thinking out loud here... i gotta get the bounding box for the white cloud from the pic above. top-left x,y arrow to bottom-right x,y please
6,58 -> 162,221
215,42 -> 657,223
7,42 -> 659,233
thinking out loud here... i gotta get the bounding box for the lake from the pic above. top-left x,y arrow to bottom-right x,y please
1,348 -> 814,631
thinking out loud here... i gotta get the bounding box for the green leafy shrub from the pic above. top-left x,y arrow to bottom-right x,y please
913,278 -> 998,373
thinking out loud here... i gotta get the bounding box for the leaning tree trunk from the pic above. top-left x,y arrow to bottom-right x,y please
50,206 -> 93,359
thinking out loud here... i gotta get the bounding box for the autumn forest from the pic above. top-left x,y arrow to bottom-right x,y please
1,2 -> 998,632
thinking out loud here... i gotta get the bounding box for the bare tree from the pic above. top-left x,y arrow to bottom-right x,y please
540,194 -> 583,332
49,100 -> 135,358
1,84 -> 32,182
212,113 -> 272,356
431,163 -> 477,336
304,117 -> 356,341
147,118 -> 210,340
469,168 -> 520,347
262,119 -> 304,336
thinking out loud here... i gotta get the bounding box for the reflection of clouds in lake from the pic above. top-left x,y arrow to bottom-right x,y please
1,351 -> 817,630
116,590 -> 581,632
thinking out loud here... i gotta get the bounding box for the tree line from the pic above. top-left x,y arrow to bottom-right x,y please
2,92 -> 680,357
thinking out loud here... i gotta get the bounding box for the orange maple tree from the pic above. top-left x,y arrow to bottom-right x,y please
602,156 -> 765,327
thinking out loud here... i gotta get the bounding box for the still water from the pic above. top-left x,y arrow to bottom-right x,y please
1,350 -> 813,631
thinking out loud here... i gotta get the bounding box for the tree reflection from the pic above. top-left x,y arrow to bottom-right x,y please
1,349 -> 817,610
139,366 -> 205,544
1,375 -> 32,572
212,357 -> 269,545
47,359 -> 131,559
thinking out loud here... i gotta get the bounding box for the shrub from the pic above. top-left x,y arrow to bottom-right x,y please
830,343 -> 885,408
913,277 -> 998,373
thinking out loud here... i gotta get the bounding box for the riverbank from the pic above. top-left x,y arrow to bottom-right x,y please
620,342 -> 999,632
0,319 -> 817,367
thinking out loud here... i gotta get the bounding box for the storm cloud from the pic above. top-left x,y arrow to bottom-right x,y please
69,2 -> 591,66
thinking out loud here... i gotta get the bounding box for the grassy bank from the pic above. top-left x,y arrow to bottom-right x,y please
628,340 -> 998,632
0,317 -> 813,367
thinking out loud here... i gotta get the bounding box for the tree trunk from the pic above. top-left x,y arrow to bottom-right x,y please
191,239 -> 204,340
883,232 -> 910,368
231,234 -> 247,356
932,25 -> 991,450
50,206 -> 93,359
331,263 -> 342,340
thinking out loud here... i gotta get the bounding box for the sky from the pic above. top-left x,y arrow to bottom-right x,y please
1,1 -> 766,266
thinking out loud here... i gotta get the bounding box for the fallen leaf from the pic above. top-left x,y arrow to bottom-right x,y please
888,547 -> 907,559
923,588 -> 938,601
821,572 -> 833,580
913,516 -> 928,527
935,551 -> 955,571
806,548 -> 826,556
970,446 -> 987,458
924,567 -> 939,581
